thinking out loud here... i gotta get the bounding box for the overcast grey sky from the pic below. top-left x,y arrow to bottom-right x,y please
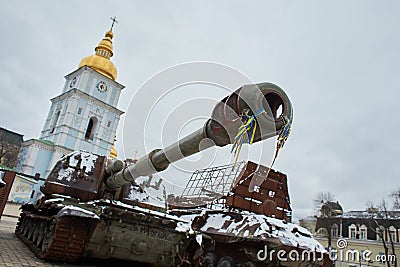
1,1 -> 399,219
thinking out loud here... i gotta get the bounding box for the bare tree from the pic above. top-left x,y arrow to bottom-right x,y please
366,200 -> 375,210
313,192 -> 336,217
313,192 -> 336,207
368,199 -> 397,267
0,137 -> 21,169
390,188 -> 400,210
0,128 -> 23,169
314,192 -> 336,250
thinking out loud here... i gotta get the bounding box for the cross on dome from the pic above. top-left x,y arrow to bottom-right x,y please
110,16 -> 118,31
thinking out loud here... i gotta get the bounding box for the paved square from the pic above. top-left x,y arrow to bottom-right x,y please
0,217 -> 62,267
0,204 -> 147,267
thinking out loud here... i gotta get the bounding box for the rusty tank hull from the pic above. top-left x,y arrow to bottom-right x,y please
169,161 -> 333,267
16,197 -> 201,266
15,151 -> 206,265
189,210 -> 330,267
15,153 -> 332,266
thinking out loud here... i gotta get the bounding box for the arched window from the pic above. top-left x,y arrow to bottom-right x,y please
389,226 -> 397,242
85,117 -> 98,141
360,224 -> 368,240
331,224 -> 338,237
50,111 -> 60,134
376,225 -> 385,241
316,228 -> 328,237
349,224 -> 357,239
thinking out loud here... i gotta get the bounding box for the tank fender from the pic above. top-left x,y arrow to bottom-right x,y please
56,205 -> 100,220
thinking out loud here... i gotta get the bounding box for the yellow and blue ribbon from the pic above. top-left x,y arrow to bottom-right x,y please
231,108 -> 266,166
277,115 -> 291,150
264,115 -> 291,179
230,110 -> 292,177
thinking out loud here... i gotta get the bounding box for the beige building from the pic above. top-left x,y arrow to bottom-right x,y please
316,236 -> 399,267
315,210 -> 400,267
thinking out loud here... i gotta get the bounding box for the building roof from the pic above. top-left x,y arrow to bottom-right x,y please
0,127 -> 24,145
343,210 -> 400,219
321,201 -> 343,212
0,164 -> 16,172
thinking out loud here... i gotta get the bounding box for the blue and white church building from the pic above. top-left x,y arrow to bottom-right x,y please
18,25 -> 124,200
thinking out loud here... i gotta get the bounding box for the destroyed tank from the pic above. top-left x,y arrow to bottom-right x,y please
16,82 -> 329,266
170,161 -> 331,267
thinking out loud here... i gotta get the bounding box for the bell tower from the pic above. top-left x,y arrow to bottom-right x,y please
19,19 -> 124,181
39,23 -> 124,156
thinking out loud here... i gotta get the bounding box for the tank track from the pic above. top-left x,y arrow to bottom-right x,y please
15,212 -> 89,262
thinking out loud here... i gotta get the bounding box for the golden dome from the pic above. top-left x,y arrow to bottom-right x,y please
110,144 -> 118,159
79,29 -> 117,80
109,135 -> 118,159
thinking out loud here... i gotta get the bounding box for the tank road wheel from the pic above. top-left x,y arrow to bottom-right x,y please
16,214 -> 27,235
217,256 -> 235,267
203,252 -> 218,267
34,220 -> 46,247
41,221 -> 55,254
32,219 -> 42,244
21,216 -> 31,237
27,218 -> 37,241
15,214 -> 23,233
23,220 -> 31,237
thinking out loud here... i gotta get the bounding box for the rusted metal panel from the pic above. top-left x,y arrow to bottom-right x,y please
226,161 -> 292,221
171,160 -> 291,221
41,152 -> 107,201
0,171 -> 16,219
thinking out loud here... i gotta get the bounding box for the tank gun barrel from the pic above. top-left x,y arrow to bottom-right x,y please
105,82 -> 293,189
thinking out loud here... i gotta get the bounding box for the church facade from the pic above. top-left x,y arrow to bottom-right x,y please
17,25 -> 124,200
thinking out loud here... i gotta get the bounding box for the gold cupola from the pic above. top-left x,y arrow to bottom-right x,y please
109,144 -> 118,159
109,135 -> 118,159
79,27 -> 117,80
